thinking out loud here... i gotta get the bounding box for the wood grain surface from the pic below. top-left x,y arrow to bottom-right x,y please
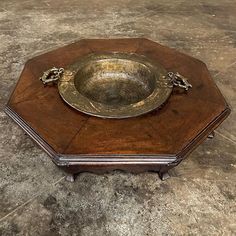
6,38 -> 230,175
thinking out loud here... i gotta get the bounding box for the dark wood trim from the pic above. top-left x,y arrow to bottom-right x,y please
4,105 -> 178,166
5,38 -> 231,180
5,102 -> 230,170
4,105 -> 57,159
177,106 -> 231,159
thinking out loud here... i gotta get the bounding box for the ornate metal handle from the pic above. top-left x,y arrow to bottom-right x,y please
39,67 -> 64,85
167,72 -> 192,91
39,68 -> 192,91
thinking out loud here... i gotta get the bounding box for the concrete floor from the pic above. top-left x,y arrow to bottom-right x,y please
0,0 -> 236,235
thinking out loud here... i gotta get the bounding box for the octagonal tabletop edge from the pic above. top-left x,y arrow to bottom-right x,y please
6,38 -> 231,163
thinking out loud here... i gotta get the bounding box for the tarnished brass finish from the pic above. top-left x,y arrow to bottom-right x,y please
39,67 -> 64,85
39,53 -> 193,118
58,53 -> 173,118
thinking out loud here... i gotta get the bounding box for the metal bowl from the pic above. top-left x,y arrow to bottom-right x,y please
58,53 -> 172,118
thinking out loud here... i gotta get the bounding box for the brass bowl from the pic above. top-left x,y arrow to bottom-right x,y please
58,53 -> 173,118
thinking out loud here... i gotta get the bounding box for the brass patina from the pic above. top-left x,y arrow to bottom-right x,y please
40,53 -> 192,118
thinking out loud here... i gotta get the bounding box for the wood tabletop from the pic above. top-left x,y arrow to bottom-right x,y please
6,38 -> 230,162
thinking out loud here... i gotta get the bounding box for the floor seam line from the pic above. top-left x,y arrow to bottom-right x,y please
215,130 -> 236,145
213,60 -> 236,77
0,176 -> 65,223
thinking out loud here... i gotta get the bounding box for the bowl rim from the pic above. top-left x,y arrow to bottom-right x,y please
58,52 -> 173,119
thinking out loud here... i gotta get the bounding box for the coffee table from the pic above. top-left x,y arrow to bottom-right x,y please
5,38 -> 230,182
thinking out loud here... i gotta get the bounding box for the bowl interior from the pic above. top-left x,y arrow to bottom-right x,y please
74,58 -> 156,106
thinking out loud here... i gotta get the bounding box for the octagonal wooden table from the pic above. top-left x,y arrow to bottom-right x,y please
5,38 -> 230,181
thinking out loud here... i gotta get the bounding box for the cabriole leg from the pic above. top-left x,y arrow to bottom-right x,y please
66,173 -> 75,182
158,171 -> 170,181
208,131 -> 215,139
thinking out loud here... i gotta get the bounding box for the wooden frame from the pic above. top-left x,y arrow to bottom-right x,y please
5,38 -> 230,181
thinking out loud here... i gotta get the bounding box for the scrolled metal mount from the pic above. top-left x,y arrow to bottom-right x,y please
167,72 -> 192,91
39,67 -> 64,85
38,54 -> 193,119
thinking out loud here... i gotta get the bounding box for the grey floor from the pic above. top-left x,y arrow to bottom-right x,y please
0,0 -> 236,235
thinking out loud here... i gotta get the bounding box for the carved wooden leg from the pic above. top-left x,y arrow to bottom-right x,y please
158,171 -> 170,181
208,131 -> 215,139
65,173 -> 75,182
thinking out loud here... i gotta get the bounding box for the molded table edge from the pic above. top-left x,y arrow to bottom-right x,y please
4,105 -> 178,166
